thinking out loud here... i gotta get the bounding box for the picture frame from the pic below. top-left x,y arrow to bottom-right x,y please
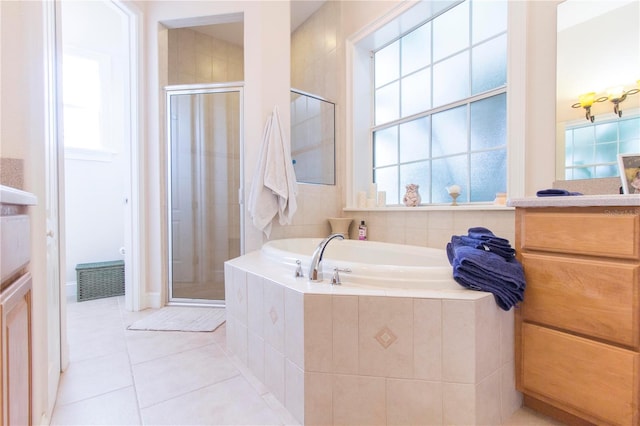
617,153 -> 640,194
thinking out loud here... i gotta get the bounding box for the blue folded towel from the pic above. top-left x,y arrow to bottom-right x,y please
536,189 -> 583,197
446,227 -> 526,311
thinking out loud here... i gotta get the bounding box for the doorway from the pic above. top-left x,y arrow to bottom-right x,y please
166,86 -> 243,306
59,0 -> 138,309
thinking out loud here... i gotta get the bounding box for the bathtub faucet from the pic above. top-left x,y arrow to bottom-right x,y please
309,233 -> 345,282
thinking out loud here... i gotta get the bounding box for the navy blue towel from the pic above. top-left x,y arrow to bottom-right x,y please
536,189 -> 583,197
446,228 -> 525,311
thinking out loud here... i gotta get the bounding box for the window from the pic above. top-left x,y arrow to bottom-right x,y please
564,114 -> 640,180
62,53 -> 105,151
371,0 -> 507,204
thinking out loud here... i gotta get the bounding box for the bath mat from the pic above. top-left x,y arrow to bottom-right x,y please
127,306 -> 225,332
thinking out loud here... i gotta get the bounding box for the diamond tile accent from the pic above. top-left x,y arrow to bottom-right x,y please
269,306 -> 279,324
374,326 -> 397,349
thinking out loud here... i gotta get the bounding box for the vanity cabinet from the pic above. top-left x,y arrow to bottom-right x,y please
1,273 -> 32,426
515,205 -> 640,425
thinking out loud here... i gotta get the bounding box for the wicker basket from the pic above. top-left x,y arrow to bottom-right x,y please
76,260 -> 125,302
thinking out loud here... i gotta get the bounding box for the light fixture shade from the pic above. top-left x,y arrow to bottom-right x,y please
607,86 -> 624,101
579,92 -> 596,107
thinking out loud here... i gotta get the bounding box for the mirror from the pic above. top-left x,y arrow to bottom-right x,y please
290,89 -> 336,185
556,0 -> 640,180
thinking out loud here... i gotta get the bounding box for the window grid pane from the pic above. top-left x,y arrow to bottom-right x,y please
372,0 -> 507,203
564,115 -> 640,180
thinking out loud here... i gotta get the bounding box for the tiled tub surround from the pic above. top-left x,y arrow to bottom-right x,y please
224,248 -> 522,425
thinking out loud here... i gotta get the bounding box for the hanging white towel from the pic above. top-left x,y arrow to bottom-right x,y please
248,106 -> 298,238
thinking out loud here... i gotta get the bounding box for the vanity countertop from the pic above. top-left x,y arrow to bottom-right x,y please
0,185 -> 37,206
508,194 -> 640,208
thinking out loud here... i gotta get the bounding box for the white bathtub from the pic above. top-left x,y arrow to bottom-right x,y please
261,238 -> 459,290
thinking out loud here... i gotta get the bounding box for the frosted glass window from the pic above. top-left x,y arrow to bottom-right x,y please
470,150 -> 506,201
595,122 -> 617,143
472,0 -> 507,43
402,23 -> 430,75
470,94 -> 506,150
573,145 -> 594,165
375,166 -> 399,204
400,117 -> 430,163
620,117 -> 640,140
375,82 -> 400,125
472,34 -> 507,95
433,1 -> 469,62
401,69 -> 431,117
565,115 -> 640,180
433,52 -> 469,107
432,155 -> 467,203
432,106 -> 467,157
375,41 -> 399,88
374,126 -> 398,167
595,142 -> 617,163
595,164 -> 618,178
371,0 -> 507,203
573,126 -> 595,146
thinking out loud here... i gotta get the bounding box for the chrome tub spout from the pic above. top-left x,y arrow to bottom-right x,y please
308,233 -> 345,282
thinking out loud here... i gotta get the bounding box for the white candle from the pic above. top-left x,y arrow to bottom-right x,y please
369,183 -> 378,199
377,191 -> 386,206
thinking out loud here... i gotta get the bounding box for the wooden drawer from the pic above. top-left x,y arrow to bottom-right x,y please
518,209 -> 640,259
521,323 -> 638,426
521,253 -> 639,348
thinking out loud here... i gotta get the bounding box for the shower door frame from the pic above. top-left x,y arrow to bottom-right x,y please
165,83 -> 244,307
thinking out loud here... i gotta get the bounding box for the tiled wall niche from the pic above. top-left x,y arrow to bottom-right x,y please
225,261 -> 522,425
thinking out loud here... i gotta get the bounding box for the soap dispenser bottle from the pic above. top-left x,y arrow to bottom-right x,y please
358,220 -> 368,240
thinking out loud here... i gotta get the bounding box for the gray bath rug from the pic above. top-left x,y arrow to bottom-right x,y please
127,306 -> 225,332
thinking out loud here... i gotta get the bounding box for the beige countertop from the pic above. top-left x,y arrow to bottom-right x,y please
508,194 -> 640,208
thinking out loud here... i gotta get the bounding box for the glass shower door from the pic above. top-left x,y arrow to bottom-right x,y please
167,86 -> 243,305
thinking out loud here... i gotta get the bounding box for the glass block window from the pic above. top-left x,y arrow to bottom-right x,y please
372,0 -> 507,204
565,115 -> 640,180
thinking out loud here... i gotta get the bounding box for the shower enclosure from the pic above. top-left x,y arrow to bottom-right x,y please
166,84 -> 243,305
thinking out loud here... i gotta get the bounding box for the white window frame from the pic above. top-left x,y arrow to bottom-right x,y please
346,0 -> 527,209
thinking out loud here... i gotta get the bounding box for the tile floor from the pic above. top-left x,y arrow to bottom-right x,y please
51,295 -> 565,425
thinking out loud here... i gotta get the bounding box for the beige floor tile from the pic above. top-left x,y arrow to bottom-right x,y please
132,343 -> 240,408
51,386 -> 141,425
140,375 -> 284,425
55,351 -> 133,406
125,329 -> 220,364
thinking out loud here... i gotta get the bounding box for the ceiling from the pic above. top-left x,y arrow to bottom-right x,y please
189,1 -> 325,46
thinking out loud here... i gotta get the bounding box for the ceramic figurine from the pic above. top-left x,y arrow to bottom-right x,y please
403,183 -> 421,207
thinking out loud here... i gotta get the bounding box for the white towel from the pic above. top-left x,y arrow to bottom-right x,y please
248,106 -> 298,238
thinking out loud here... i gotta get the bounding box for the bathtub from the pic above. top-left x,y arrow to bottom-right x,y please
261,237 -> 459,289
224,238 -> 521,425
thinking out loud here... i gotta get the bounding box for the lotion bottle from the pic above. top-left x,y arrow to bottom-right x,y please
358,220 -> 367,240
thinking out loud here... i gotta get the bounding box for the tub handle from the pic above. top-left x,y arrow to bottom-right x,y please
295,260 -> 304,278
331,267 -> 351,285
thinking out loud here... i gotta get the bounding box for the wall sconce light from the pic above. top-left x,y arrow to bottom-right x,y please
572,81 -> 640,121
607,84 -> 640,117
571,92 -> 606,122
